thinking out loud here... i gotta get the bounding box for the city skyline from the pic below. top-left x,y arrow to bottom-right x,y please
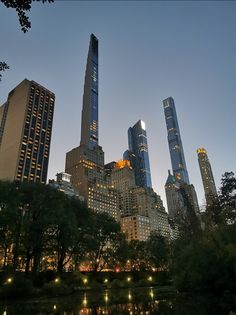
0,1 -> 235,209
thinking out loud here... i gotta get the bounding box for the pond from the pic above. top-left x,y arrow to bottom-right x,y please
0,287 -> 234,315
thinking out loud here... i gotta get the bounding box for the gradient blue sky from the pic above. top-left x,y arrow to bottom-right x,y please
1,1 -> 235,209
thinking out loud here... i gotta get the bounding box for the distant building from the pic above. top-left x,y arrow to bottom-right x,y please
165,170 -> 184,218
0,79 -> 55,184
49,172 -> 84,202
65,34 -> 119,221
197,148 -> 217,204
163,97 -> 190,184
121,215 -> 151,242
124,120 -> 152,188
110,159 -> 169,240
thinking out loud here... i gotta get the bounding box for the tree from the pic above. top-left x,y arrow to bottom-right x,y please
127,240 -> 148,271
84,212 -> 123,272
1,0 -> 54,33
146,232 -> 170,270
205,172 -> 236,227
0,62 -> 10,82
51,197 -> 90,273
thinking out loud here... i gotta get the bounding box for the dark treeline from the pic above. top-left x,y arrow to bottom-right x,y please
0,172 -> 235,296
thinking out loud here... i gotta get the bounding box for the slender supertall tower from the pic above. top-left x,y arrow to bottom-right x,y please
163,97 -> 190,184
80,34 -> 98,149
197,148 -> 217,204
65,34 -> 119,221
123,120 -> 152,188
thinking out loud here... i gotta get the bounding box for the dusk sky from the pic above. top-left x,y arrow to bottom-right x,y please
1,1 -> 235,209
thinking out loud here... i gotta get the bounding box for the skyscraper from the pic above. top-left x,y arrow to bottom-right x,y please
65,34 -> 119,221
165,170 -> 184,218
80,33 -> 98,150
163,97 -> 190,184
197,148 -> 217,204
0,79 -> 55,184
124,120 -> 152,188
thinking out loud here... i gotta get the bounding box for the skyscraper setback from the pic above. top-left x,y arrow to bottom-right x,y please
163,97 -> 190,184
65,34 -> 119,220
197,148 -> 217,204
0,79 -> 55,184
124,120 -> 152,188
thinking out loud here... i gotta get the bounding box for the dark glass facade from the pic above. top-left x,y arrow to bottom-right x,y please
163,97 -> 190,184
124,120 -> 152,188
80,34 -> 99,150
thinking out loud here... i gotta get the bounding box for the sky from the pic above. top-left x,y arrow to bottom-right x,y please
0,1 -> 235,209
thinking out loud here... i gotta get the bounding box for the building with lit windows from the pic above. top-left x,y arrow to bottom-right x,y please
197,148 -> 217,204
124,120 -> 152,188
0,79 -> 55,183
163,97 -> 190,184
121,215 -> 151,242
65,34 -> 119,221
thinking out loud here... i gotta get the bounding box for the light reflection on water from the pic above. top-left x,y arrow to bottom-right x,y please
0,287 -> 234,315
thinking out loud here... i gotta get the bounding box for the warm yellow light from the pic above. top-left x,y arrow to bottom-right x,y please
115,159 -> 131,169
7,278 -> 12,283
104,294 -> 109,302
150,290 -> 154,299
148,276 -> 153,281
53,305 -> 57,310
83,278 -> 88,284
128,292 -> 132,300
104,278 -> 108,283
54,278 -> 59,283
127,277 -> 131,282
197,148 -> 207,154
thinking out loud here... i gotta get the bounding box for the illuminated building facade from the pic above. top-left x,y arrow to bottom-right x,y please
0,79 -> 55,183
163,97 -> 190,184
110,160 -> 136,217
121,215 -> 151,242
197,148 -> 217,204
124,120 -> 152,188
65,34 -> 119,220
110,159 -> 169,239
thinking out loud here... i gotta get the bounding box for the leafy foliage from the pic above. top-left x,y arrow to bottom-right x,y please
1,0 -> 54,33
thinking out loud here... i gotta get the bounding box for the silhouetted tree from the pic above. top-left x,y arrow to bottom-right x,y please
1,0 -> 54,33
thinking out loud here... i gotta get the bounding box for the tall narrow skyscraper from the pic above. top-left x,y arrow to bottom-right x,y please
197,148 -> 217,204
0,79 -> 55,184
65,34 -> 119,221
80,34 -> 98,149
123,120 -> 152,188
163,97 -> 190,184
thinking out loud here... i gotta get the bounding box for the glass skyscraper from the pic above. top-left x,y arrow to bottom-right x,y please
163,97 -> 190,184
80,34 -> 98,149
124,120 -> 152,188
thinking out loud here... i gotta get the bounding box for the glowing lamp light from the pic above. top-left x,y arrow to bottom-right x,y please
128,292 -> 132,301
7,278 -> 12,284
148,276 -> 153,281
53,305 -> 57,310
104,278 -> 108,283
54,278 -> 59,283
83,278 -> 88,284
127,277 -> 131,282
